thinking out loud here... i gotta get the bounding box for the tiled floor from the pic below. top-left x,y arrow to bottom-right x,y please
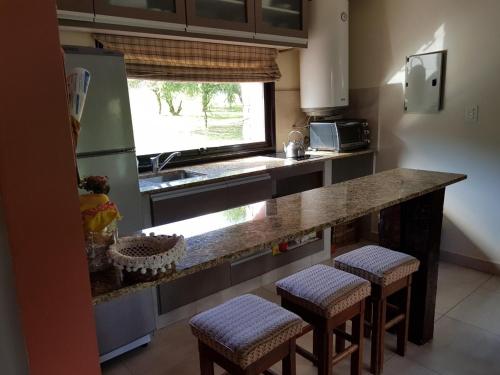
101,261 -> 500,375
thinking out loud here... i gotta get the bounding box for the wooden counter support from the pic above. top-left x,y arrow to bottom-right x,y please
379,188 -> 445,345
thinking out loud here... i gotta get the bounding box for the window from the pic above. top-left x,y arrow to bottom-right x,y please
129,79 -> 275,169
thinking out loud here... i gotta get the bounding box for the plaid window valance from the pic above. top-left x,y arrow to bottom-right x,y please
93,34 -> 281,82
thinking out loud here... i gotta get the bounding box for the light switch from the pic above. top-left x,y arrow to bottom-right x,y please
465,105 -> 479,123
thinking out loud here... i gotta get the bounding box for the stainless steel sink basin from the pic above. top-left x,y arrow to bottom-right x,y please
142,170 -> 205,184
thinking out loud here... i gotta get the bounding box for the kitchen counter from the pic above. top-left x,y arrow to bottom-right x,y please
93,168 -> 466,306
139,149 -> 374,194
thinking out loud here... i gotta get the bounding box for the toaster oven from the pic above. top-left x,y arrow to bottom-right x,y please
309,120 -> 370,152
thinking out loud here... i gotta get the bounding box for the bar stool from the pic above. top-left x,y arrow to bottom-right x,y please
189,294 -> 303,375
334,245 -> 420,375
276,264 -> 371,375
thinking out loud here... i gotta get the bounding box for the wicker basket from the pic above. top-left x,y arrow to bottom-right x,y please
108,233 -> 186,282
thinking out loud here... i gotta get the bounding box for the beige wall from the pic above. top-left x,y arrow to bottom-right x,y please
275,49 -> 306,151
350,0 -> 500,267
59,30 -> 94,46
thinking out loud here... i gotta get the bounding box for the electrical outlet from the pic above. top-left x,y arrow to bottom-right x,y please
465,105 -> 479,123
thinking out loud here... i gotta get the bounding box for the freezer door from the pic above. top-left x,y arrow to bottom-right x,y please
77,151 -> 143,235
94,289 -> 155,357
64,47 -> 136,154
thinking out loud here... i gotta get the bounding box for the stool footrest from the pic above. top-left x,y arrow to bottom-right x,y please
331,344 -> 359,367
296,344 -> 318,365
301,323 -> 314,336
333,328 -> 353,342
263,370 -> 279,375
387,302 -> 399,311
385,313 -> 405,330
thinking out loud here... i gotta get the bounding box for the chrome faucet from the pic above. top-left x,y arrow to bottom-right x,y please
150,151 -> 181,174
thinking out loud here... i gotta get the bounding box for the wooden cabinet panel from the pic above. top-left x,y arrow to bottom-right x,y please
94,0 -> 187,27
222,175 -> 273,206
271,161 -> 324,198
151,182 -> 228,226
150,174 -> 272,226
230,237 -> 323,285
255,0 -> 308,39
157,262 -> 231,314
332,153 -> 374,184
56,0 -> 94,21
186,0 -> 255,34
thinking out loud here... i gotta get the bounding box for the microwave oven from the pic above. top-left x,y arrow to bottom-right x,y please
309,120 -> 370,152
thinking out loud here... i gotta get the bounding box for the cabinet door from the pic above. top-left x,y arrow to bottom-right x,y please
255,0 -> 308,40
186,0 -> 255,35
332,153 -> 374,184
222,175 -> 273,208
151,182 -> 231,225
56,0 -> 94,21
94,0 -> 186,30
271,161 -> 324,198
151,174 -> 272,226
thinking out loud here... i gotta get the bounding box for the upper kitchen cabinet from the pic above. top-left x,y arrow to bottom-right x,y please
57,0 -> 310,46
185,0 -> 255,37
255,0 -> 308,44
93,0 -> 187,32
56,0 -> 94,22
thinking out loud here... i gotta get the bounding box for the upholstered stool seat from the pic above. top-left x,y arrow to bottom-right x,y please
333,245 -> 420,286
334,245 -> 420,375
276,265 -> 371,318
190,294 -> 302,374
276,265 -> 371,375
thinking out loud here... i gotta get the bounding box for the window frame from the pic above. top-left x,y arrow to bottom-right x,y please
136,82 -> 276,173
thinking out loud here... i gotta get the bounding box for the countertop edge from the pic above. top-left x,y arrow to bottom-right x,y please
139,149 -> 375,195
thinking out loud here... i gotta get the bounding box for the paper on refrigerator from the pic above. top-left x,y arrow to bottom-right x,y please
67,67 -> 91,122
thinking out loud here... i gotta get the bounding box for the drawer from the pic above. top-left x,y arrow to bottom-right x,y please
151,174 -> 272,226
222,174 -> 273,208
157,262 -> 231,314
332,153 -> 374,184
151,181 -> 229,225
230,237 -> 324,285
271,161 -> 325,198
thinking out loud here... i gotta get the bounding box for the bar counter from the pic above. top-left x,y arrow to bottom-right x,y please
92,168 -> 466,344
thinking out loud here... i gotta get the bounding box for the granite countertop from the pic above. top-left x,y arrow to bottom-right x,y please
138,149 -> 374,194
92,168 -> 466,304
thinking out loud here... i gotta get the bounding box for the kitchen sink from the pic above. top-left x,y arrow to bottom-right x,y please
141,170 -> 205,184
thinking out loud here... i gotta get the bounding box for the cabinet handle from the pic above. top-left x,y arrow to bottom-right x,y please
224,174 -> 271,188
231,249 -> 271,266
57,10 -> 94,22
151,180 -> 228,200
94,14 -> 186,31
186,25 -> 255,39
254,33 -> 307,46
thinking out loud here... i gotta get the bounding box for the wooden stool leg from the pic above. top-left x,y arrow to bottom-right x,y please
335,323 -> 346,354
313,327 -> 321,366
365,299 -> 372,339
198,342 -> 214,375
282,340 -> 297,375
371,297 -> 386,375
397,281 -> 412,356
351,303 -> 365,375
317,329 -> 333,375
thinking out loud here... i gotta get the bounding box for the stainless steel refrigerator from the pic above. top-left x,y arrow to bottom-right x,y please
63,46 -> 155,362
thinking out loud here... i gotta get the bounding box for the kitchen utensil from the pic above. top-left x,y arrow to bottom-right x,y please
283,130 -> 306,158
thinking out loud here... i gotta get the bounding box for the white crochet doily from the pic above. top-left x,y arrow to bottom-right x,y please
108,233 -> 186,276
